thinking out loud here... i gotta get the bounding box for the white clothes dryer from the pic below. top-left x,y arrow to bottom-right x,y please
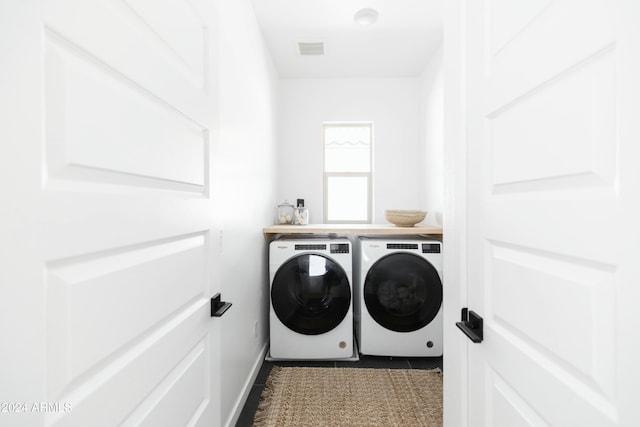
356,237 -> 443,357
269,236 -> 354,360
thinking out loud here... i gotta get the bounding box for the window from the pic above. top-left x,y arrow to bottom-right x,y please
323,122 -> 372,223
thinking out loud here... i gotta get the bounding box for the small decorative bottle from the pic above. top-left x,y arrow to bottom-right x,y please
276,200 -> 294,225
294,199 -> 309,225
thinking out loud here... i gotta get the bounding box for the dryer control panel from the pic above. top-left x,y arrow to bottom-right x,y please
384,242 -> 441,254
422,243 -> 441,253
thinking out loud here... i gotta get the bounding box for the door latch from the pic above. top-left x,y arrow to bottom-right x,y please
211,293 -> 232,317
456,308 -> 483,343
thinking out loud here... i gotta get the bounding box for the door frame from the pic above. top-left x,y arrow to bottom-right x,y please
442,1 -> 469,426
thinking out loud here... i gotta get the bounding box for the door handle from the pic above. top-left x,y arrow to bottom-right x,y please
211,293 -> 232,317
456,308 -> 483,343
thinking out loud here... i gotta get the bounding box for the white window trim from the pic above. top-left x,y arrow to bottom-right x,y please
322,122 -> 373,224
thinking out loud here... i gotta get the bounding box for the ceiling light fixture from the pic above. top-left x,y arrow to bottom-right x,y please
354,8 -> 379,25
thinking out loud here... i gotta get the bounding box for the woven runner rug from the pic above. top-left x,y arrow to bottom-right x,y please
253,366 -> 443,427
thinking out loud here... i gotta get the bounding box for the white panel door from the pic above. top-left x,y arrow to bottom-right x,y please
0,1 -> 221,426
463,0 -> 640,426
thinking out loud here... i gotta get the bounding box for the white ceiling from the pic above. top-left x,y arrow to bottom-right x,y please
249,0 -> 444,78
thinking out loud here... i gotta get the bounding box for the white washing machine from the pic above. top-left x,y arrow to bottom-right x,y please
269,236 -> 354,360
356,237 -> 443,357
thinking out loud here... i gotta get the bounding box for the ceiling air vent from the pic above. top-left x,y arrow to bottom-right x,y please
298,41 -> 325,56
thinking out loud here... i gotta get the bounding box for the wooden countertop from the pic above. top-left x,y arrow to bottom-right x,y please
263,223 -> 443,238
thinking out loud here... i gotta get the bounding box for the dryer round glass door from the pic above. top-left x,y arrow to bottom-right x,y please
271,253 -> 351,335
364,253 -> 442,332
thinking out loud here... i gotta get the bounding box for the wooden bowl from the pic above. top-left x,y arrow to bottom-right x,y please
384,210 -> 427,227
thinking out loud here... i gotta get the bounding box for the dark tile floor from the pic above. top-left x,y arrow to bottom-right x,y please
234,355 -> 443,427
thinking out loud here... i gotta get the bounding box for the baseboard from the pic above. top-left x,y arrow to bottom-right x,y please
223,341 -> 269,427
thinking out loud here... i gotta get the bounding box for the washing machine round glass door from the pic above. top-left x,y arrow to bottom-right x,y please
271,253 -> 351,335
364,253 -> 442,332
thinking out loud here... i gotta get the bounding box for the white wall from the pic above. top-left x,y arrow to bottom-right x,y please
278,78 -> 425,224
217,0 -> 278,425
420,45 -> 444,226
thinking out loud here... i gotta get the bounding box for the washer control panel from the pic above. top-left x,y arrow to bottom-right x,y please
295,244 -> 326,251
330,243 -> 350,254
